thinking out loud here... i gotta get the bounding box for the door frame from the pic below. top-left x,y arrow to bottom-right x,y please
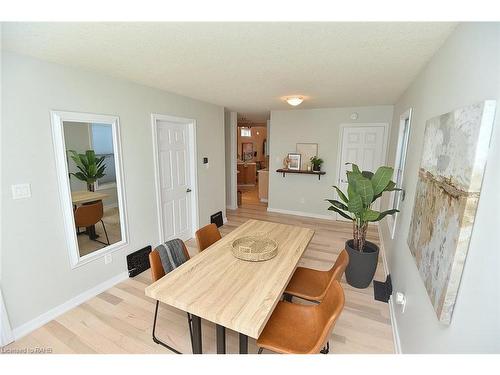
335,123 -> 390,220
151,114 -> 199,244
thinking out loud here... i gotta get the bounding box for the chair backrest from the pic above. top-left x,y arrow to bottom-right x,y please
195,223 -> 221,251
149,241 -> 190,282
74,201 -> 104,227
327,249 -> 349,282
313,280 -> 345,352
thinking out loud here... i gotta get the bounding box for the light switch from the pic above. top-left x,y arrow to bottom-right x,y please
11,183 -> 31,199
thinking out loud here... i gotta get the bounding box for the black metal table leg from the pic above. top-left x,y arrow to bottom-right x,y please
216,324 -> 226,354
191,315 -> 202,354
239,333 -> 248,354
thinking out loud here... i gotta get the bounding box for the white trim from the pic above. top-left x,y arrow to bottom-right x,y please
260,198 -> 268,203
335,122 -> 390,220
388,108 -> 413,239
12,271 -> 128,341
226,205 -> 237,210
388,295 -> 402,354
223,216 -> 228,224
377,222 -> 402,354
50,111 -> 129,269
267,207 -> 335,221
0,287 -> 14,346
151,114 -> 200,243
104,203 -> 118,210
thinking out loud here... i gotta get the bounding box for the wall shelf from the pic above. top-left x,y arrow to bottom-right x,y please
276,168 -> 326,180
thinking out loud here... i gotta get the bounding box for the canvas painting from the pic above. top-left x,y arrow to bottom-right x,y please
407,100 -> 496,324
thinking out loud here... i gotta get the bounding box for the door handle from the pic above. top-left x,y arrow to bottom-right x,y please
186,188 -> 192,193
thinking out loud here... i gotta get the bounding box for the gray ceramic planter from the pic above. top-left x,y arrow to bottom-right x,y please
345,240 -> 379,289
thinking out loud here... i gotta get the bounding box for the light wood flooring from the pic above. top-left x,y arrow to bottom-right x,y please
4,202 -> 394,354
238,184 -> 262,206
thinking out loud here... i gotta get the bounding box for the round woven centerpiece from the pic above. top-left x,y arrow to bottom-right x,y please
231,235 -> 278,262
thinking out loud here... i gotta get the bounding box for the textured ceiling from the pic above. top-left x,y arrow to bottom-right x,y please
2,22 -> 456,122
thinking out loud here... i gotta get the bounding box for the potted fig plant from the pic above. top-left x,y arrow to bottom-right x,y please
326,163 -> 399,288
310,156 -> 324,172
68,149 -> 106,192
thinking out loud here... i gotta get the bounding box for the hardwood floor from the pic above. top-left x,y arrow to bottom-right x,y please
4,203 -> 394,354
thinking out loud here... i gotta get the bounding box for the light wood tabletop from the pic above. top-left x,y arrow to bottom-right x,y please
71,190 -> 109,205
145,219 -> 314,340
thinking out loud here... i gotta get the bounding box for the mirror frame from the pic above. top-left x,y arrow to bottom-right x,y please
50,110 -> 129,268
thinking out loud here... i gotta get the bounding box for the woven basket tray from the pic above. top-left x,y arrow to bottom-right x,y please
231,235 -> 278,262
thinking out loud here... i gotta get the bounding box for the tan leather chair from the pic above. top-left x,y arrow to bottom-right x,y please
256,280 -> 345,354
74,201 -> 110,245
195,223 -> 221,251
284,249 -> 349,303
149,242 -> 193,354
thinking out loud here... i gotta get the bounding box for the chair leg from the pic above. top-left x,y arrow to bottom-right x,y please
187,313 -> 195,353
152,300 -> 182,354
100,220 -> 110,245
258,347 -> 263,354
320,341 -> 330,354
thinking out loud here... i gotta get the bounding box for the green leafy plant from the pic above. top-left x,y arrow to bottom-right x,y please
68,150 -> 106,191
310,156 -> 324,168
327,163 -> 400,251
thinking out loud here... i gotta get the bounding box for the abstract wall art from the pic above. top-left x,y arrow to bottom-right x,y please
407,100 -> 496,324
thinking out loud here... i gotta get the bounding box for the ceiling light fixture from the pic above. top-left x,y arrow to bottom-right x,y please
286,96 -> 304,107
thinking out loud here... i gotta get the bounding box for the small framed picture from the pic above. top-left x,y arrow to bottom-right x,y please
287,153 -> 301,170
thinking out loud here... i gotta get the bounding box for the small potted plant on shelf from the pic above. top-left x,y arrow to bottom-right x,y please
310,156 -> 324,172
326,163 -> 399,288
68,149 -> 107,192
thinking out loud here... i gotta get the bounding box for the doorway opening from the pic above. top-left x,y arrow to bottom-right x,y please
236,121 -> 269,208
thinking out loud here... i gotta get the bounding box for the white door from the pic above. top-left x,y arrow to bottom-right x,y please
337,125 -> 387,220
157,120 -> 193,241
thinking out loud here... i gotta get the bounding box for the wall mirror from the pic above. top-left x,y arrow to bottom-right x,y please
296,143 -> 318,170
51,111 -> 128,268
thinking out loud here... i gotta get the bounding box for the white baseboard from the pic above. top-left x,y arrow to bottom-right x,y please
223,216 -> 228,224
12,271 -> 128,341
388,296 -> 402,354
226,205 -> 237,211
377,221 -> 402,354
267,207 -> 335,221
1,288 -> 14,346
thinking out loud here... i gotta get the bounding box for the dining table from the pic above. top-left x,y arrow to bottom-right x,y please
144,219 -> 315,354
71,190 -> 109,240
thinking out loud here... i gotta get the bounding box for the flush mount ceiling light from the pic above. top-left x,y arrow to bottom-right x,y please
285,96 -> 304,106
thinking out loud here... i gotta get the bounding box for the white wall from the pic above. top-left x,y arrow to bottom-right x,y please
268,106 -> 393,218
1,52 -> 225,331
380,23 -> 500,353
